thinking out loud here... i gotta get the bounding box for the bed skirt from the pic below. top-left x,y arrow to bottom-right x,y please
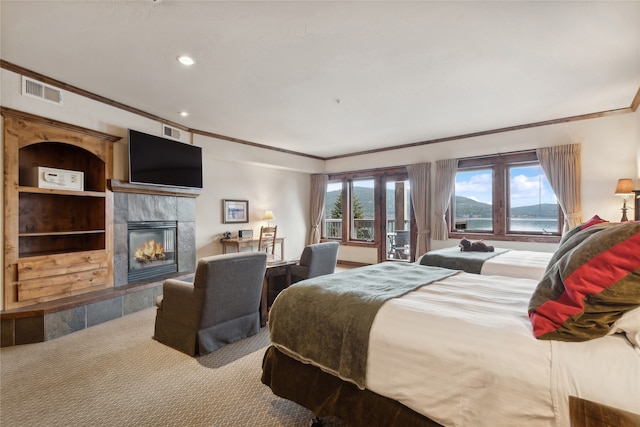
261,345 -> 442,427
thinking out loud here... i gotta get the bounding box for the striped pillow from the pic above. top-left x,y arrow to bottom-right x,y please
579,214 -> 609,230
529,222 -> 640,341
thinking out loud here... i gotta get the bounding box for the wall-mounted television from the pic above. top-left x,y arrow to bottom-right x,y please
128,129 -> 203,189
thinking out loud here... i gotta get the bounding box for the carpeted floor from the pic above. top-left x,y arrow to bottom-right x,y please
0,307 -> 349,427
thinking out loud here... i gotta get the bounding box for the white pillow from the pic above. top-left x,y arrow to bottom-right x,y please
608,306 -> 640,354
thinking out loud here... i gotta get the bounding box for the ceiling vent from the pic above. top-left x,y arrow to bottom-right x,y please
162,124 -> 182,141
21,76 -> 63,105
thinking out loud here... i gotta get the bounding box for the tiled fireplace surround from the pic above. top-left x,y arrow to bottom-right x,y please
0,186 -> 197,347
113,191 -> 196,286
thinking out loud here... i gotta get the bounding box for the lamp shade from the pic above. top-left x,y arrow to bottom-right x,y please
262,210 -> 276,221
614,178 -> 634,195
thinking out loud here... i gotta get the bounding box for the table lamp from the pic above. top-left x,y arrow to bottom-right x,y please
614,178 -> 634,222
262,210 -> 276,227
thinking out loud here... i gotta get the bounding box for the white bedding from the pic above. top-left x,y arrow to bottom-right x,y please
366,272 -> 640,427
480,250 -> 553,280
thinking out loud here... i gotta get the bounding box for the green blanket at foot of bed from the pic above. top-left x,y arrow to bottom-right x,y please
419,246 -> 508,273
268,262 -> 458,389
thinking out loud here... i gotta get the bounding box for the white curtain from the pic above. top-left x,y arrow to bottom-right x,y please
308,174 -> 328,244
536,144 -> 582,232
432,159 -> 458,240
407,162 -> 431,257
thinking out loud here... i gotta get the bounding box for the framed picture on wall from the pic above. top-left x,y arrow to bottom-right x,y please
223,199 -> 249,223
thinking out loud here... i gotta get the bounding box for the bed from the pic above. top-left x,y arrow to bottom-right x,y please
262,221 -> 640,427
417,246 -> 554,280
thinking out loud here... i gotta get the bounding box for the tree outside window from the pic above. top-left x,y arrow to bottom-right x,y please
323,178 -> 375,241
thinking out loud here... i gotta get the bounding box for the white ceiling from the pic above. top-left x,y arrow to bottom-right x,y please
1,1 -> 639,159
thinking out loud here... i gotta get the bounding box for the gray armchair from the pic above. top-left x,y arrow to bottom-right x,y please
153,252 -> 267,356
290,241 -> 340,284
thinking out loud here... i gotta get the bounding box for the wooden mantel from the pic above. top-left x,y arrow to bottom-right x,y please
108,179 -> 201,198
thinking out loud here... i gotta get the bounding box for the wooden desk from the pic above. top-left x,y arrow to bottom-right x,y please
261,260 -> 296,327
221,237 -> 286,260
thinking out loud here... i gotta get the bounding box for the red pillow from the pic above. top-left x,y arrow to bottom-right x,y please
580,214 -> 608,230
529,222 -> 640,341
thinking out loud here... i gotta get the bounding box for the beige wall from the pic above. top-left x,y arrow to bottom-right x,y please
1,66 -> 639,305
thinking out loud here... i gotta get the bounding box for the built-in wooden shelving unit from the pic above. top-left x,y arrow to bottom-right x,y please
2,107 -> 120,310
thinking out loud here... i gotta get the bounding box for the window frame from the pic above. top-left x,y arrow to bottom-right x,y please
323,167 -> 407,248
349,177 -> 375,241
448,151 -> 562,243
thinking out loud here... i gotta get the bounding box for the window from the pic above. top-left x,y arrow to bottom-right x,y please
323,167 -> 409,252
454,168 -> 493,232
507,163 -> 558,234
324,177 -> 376,242
324,181 -> 343,239
385,177 -> 411,260
450,152 -> 561,241
350,179 -> 374,240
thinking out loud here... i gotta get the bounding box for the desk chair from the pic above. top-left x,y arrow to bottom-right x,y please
258,225 -> 278,259
291,241 -> 340,284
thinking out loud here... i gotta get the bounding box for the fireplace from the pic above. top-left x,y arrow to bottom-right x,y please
128,221 -> 178,282
112,188 -> 197,287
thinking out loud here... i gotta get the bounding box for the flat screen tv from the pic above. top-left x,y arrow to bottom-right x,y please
128,129 -> 203,189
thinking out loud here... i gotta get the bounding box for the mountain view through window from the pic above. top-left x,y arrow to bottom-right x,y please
455,165 -> 559,233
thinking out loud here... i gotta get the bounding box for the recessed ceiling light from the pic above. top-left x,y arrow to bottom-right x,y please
179,111 -> 189,117
177,56 -> 194,66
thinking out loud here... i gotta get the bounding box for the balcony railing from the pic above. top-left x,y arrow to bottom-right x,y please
324,218 -> 412,261
323,219 -> 410,240
324,219 -> 342,239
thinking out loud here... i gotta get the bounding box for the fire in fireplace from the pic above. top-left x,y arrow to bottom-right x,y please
134,239 -> 167,263
128,221 -> 177,282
